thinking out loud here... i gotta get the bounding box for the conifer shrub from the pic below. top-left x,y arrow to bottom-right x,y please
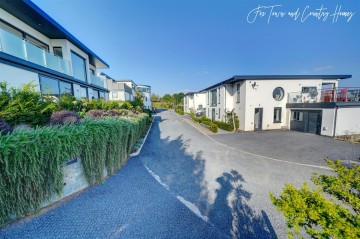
270,159 -> 360,239
0,113 -> 149,227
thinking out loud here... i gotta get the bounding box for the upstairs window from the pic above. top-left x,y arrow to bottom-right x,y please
236,84 -> 240,103
211,89 -> 217,106
53,47 -> 63,58
26,35 -> 49,51
0,20 -> 23,38
218,87 -> 220,104
71,51 -> 87,82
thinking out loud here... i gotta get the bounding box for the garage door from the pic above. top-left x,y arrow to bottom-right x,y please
290,110 -> 322,135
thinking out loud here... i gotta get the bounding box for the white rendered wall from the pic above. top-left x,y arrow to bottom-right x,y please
143,92 -> 152,109
335,107 -> 360,136
321,109 -> 336,136
0,62 -> 40,91
243,79 -> 324,131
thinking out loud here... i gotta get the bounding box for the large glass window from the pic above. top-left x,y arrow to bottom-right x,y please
59,81 -> 72,95
99,91 -> 105,99
71,51 -> 87,82
40,75 -> 72,97
0,21 -> 23,38
211,89 -> 217,106
41,76 -> 59,95
80,86 -> 88,98
93,90 -> 100,99
26,35 -> 49,50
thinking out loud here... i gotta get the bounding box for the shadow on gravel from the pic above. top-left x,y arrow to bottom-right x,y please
209,170 -> 277,239
142,114 -> 277,239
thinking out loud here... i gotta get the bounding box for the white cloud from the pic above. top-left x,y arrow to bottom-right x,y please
195,70 -> 208,76
314,65 -> 334,72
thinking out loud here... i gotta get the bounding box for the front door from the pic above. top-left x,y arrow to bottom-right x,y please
254,108 -> 263,130
211,108 -> 215,121
308,111 -> 322,135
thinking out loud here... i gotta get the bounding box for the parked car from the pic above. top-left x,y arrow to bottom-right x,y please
196,108 -> 206,117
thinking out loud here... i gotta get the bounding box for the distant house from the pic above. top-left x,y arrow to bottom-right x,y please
106,78 -> 133,102
200,75 -> 360,136
137,85 -> 152,110
183,92 -> 206,113
0,1 -> 109,100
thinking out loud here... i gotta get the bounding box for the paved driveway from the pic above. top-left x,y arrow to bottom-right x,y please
1,110 -> 359,239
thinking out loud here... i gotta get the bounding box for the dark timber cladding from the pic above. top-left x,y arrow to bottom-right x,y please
290,110 -> 322,135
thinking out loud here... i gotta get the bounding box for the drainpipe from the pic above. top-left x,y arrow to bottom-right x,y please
333,105 -> 338,137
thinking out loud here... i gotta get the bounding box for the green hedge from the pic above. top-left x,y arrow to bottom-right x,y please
0,114 -> 149,226
214,120 -> 233,131
175,109 -> 184,115
191,115 -> 218,133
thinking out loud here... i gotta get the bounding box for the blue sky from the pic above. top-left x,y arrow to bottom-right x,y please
33,0 -> 359,96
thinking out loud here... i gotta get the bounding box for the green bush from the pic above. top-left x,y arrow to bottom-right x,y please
214,120 -> 233,131
201,120 -> 218,133
225,111 -> 239,130
270,159 -> 360,239
0,114 -> 149,226
175,109 -> 184,115
0,83 -> 55,126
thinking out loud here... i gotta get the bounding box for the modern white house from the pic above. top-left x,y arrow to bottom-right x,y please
183,92 -> 206,113
0,0 -> 110,100
137,85 -> 152,109
200,75 -> 359,136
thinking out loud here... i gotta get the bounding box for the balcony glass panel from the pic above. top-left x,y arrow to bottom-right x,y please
91,74 -> 105,88
44,51 -> 72,76
0,28 -> 26,59
26,42 -> 46,67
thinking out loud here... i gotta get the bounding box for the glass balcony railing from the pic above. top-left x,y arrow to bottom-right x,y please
0,28 -> 72,76
90,73 -> 106,88
288,88 -> 360,103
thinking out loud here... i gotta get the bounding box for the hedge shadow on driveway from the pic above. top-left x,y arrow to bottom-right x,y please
140,114 -> 278,239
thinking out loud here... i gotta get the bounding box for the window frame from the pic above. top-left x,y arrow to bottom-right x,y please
71,50 -> 88,82
236,84 -> 241,103
53,47 -> 63,58
39,75 -> 73,97
291,111 -> 304,121
218,87 -> 220,104
80,86 -> 88,99
273,107 -> 282,123
211,89 -> 217,107
273,87 -> 285,101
